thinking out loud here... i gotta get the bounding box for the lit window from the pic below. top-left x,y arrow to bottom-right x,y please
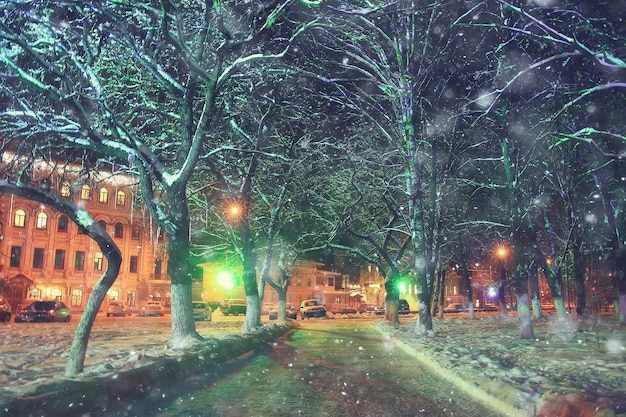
60,182 -> 71,197
81,184 -> 91,200
94,252 -> 103,271
71,289 -> 83,307
14,209 -> 26,227
116,190 -> 126,206
99,187 -> 109,203
29,288 -> 42,300
36,212 -> 48,230
51,288 -> 62,301
108,290 -> 119,301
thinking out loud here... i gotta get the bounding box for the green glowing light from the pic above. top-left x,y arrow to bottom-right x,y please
217,270 -> 235,290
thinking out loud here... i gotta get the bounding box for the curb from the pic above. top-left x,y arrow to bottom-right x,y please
1,322 -> 297,417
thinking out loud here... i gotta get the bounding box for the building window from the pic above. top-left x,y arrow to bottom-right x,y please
75,251 -> 85,271
81,184 -> 91,200
71,289 -> 83,307
14,209 -> 26,227
10,246 -> 21,267
127,291 -> 136,308
58,215 -> 69,232
33,248 -> 44,268
114,222 -> 124,239
131,225 -> 141,240
36,212 -> 48,230
116,191 -> 126,206
29,288 -> 42,300
54,249 -> 66,269
108,290 -> 119,301
60,182 -> 71,197
51,288 -> 62,301
129,255 -> 138,273
99,187 -> 109,203
94,252 -> 103,271
98,220 -> 107,232
154,258 -> 162,279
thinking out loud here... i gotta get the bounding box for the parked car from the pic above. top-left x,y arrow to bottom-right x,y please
0,296 -> 12,322
399,299 -> 411,314
299,299 -> 327,319
269,303 -> 297,320
141,301 -> 164,317
444,303 -> 468,313
219,299 -> 247,316
14,300 -> 71,323
106,301 -> 127,317
192,301 -> 212,321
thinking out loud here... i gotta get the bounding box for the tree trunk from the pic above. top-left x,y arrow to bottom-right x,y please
240,217 -> 261,331
384,276 -> 400,325
516,291 -> 534,339
498,266 -> 509,317
573,249 -> 587,315
528,262 -> 542,320
167,230 -> 201,348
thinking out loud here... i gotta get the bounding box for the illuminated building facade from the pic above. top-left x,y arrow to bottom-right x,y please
0,156 -> 169,313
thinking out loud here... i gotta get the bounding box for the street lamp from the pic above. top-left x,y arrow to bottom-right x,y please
494,245 -> 509,314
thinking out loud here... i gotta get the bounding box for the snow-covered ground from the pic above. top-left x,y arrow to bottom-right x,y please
1,313 -> 624,416
382,314 -> 626,417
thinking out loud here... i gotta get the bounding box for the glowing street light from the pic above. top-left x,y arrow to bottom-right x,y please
216,270 -> 235,290
229,204 -> 241,218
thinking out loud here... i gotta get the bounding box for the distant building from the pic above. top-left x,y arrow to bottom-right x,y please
0,155 -> 169,313
199,253 -> 387,313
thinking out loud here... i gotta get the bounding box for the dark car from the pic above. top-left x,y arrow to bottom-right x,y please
14,300 -> 71,323
269,303 -> 298,320
0,296 -> 11,322
399,299 -> 410,314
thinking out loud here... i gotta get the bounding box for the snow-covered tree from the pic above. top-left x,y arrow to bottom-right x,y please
0,0 -> 318,345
